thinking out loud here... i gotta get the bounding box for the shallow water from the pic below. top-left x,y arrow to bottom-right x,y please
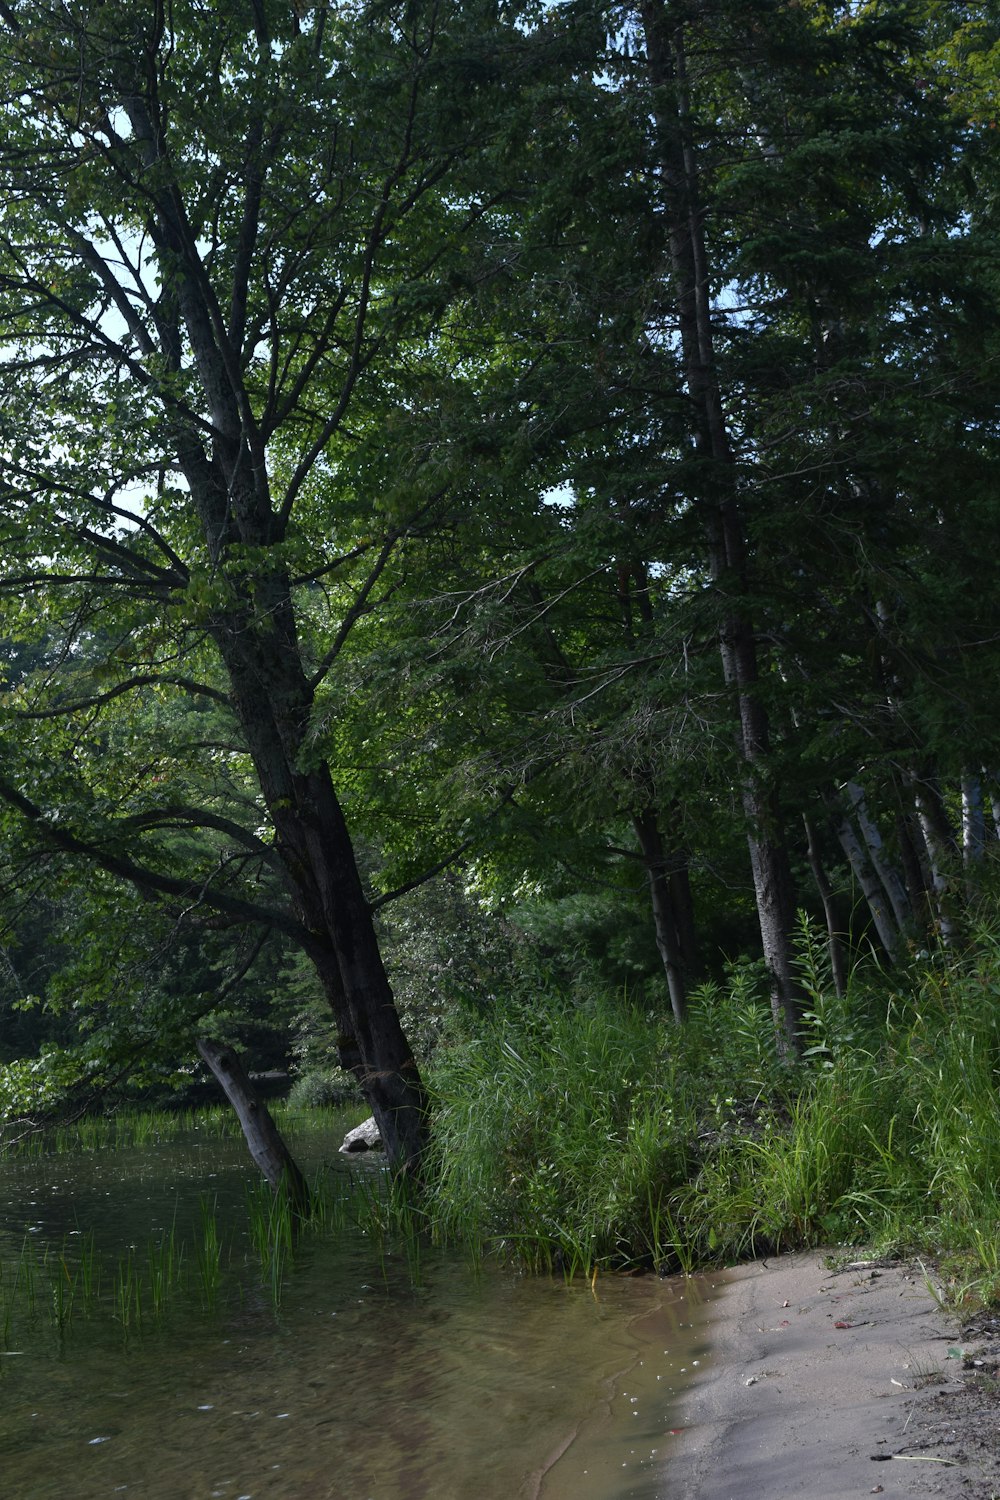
0,1120 -> 717,1499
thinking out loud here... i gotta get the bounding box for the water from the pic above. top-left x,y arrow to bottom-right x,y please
0,1118 -> 716,1499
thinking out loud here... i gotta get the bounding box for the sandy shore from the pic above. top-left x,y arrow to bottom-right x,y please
667,1252 -> 1000,1499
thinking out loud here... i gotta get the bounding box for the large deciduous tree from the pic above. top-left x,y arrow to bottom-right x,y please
0,0 -> 551,1170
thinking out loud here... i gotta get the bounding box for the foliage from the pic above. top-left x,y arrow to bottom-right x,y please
425,993 -> 697,1273
0,0 -> 574,1161
2,0 -> 1000,1239
419,919 -> 1000,1306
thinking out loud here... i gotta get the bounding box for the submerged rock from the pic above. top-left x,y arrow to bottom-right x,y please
339,1116 -> 384,1154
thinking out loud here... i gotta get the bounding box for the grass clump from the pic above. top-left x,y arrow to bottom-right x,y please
418,919 -> 1000,1305
426,994 -> 718,1275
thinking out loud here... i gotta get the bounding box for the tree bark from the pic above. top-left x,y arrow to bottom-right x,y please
802,814 -> 848,997
633,809 -> 688,1023
669,858 -> 699,977
895,806 -> 932,925
843,781 -> 911,934
128,99 -> 430,1172
212,617 -> 428,1171
197,1039 -> 310,1215
912,772 -> 957,944
961,772 -> 985,864
835,812 -> 902,962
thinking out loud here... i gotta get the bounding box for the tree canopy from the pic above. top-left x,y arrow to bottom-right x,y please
2,0 -> 1000,1168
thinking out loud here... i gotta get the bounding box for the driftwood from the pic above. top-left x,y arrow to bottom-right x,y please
339,1116 -> 384,1154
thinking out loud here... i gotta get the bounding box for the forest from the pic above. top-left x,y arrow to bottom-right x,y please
2,0 -> 1000,1283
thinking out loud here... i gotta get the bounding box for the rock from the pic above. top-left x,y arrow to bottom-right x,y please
339,1117 -> 384,1154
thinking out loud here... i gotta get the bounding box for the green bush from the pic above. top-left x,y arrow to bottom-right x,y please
287,1068 -> 360,1110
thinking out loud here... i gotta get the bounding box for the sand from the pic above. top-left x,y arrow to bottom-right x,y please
667,1252 -> 1000,1499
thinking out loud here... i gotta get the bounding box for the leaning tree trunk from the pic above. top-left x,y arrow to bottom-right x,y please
197,1039 -> 310,1215
172,423 -> 427,1174
86,70 -> 434,1175
640,0 -> 803,1052
633,809 -> 688,1023
146,180 -> 428,1172
894,800 -> 933,925
215,614 -> 428,1172
844,781 -> 912,934
835,811 -> 903,962
802,814 -> 847,997
909,770 -> 958,945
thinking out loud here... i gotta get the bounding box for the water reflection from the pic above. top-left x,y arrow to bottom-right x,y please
0,1124 -> 717,1499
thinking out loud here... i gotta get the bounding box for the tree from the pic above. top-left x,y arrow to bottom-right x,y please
0,0 -> 553,1170
409,0 -> 1000,1040
5,0 -> 1000,1161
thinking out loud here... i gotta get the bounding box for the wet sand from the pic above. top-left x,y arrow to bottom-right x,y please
667,1252 -> 1000,1499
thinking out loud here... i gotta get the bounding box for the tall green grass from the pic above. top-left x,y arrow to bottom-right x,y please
10,923 -> 1000,1309
420,920 -> 1000,1303
424,997 -> 708,1274
0,1099 -> 353,1163
1,1105 -> 247,1158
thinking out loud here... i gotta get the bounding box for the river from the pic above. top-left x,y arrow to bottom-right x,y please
0,1114 -> 717,1499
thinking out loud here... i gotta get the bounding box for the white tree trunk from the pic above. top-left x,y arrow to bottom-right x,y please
961,773 -> 985,863
836,814 -> 902,961
843,781 -> 911,931
915,796 -> 955,944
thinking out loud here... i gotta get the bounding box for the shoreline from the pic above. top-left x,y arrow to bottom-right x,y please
665,1251 -> 1000,1499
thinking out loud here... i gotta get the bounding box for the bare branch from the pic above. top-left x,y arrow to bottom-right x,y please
370,783 -> 522,910
123,804 -> 279,866
369,835 -> 478,911
308,529 -> 400,690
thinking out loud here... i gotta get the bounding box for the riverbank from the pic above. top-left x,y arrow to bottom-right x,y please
666,1252 -> 1000,1499
423,939 -> 1000,1299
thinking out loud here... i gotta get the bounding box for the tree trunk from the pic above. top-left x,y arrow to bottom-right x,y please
190,581 -> 428,1172
640,0 -> 802,1052
961,772 -> 985,864
835,812 -> 902,961
669,860 -> 699,978
197,1039 -> 310,1215
633,810 -> 688,1023
166,362 -> 428,1173
895,806 -> 932,925
116,84 -> 430,1175
802,814 -> 847,997
914,809 -> 955,944
912,773 -> 957,944
843,781 -> 911,933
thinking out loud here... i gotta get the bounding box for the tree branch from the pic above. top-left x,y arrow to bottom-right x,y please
11,674 -> 230,718
308,529 -> 401,690
123,804 -> 279,866
0,774 -> 306,941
